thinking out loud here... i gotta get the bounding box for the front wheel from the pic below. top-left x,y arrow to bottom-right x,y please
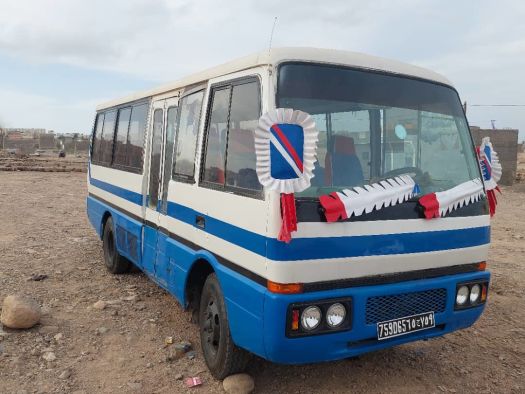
102,216 -> 130,274
199,273 -> 250,379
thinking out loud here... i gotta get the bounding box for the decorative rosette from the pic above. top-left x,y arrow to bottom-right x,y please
255,108 -> 318,242
478,137 -> 502,216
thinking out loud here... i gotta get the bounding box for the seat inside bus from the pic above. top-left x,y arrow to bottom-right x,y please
324,135 -> 364,187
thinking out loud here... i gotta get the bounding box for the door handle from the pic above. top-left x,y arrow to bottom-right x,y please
195,215 -> 205,229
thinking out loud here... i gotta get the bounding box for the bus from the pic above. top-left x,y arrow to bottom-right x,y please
87,47 -> 490,379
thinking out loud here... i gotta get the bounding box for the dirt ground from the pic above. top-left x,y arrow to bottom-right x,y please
0,156 -> 524,394
0,151 -> 87,173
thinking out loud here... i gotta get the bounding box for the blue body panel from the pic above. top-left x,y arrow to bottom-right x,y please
86,195 -> 268,358
142,225 -> 157,276
87,180 -> 490,365
262,270 -> 490,364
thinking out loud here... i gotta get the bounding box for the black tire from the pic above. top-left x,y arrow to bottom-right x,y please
199,273 -> 250,379
102,217 -> 130,274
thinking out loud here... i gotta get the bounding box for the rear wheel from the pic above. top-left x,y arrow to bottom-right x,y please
199,273 -> 250,379
102,216 -> 130,274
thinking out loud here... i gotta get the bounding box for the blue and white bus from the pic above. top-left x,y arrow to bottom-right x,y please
87,48 -> 490,378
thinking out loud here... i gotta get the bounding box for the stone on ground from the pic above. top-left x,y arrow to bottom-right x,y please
223,373 -> 255,394
42,351 -> 56,362
1,295 -> 41,329
92,300 -> 107,310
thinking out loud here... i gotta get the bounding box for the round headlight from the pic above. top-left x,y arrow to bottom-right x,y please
456,285 -> 470,305
470,284 -> 481,303
326,303 -> 346,328
300,306 -> 322,331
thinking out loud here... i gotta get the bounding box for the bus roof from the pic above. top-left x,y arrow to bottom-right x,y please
97,47 -> 453,110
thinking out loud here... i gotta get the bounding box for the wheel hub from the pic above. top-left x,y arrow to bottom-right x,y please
203,298 -> 221,357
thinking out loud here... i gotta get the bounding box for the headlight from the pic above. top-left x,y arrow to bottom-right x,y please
326,303 -> 346,328
287,298 -> 352,337
454,281 -> 489,310
456,285 -> 469,305
300,306 -> 322,331
470,284 -> 481,303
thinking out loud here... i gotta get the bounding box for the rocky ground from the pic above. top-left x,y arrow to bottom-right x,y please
0,156 -> 524,394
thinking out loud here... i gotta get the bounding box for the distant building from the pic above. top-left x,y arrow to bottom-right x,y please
39,133 -> 56,149
470,126 -> 519,185
0,128 -> 89,154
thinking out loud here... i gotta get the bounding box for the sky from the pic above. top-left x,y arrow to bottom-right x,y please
0,0 -> 524,140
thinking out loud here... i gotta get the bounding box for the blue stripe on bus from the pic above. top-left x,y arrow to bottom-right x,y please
166,199 -> 489,261
89,177 -> 143,205
166,201 -> 267,257
89,177 -> 490,261
267,226 -> 489,261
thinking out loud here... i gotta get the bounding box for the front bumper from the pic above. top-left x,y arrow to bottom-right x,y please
262,270 -> 490,364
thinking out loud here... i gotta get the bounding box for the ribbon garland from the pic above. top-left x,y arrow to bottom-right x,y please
319,175 -> 417,222
418,178 -> 485,219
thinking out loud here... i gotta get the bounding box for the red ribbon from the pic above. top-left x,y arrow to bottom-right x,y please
319,192 -> 348,222
418,193 -> 440,219
486,186 -> 501,217
278,193 -> 297,243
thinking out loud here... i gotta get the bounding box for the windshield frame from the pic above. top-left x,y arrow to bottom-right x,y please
275,61 -> 483,200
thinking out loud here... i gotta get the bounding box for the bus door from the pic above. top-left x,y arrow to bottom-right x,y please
143,97 -> 179,285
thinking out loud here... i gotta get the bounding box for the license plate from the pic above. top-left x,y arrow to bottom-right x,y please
377,311 -> 435,340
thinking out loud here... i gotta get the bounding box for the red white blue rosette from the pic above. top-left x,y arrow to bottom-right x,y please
255,108 -> 318,194
478,137 -> 502,216
255,108 -> 318,242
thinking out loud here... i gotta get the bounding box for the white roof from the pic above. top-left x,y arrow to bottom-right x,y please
97,47 -> 453,110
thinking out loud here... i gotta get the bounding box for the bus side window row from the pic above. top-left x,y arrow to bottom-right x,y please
91,103 -> 148,172
91,79 -> 261,194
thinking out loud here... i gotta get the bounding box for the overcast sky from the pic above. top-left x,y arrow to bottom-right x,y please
0,0 -> 524,140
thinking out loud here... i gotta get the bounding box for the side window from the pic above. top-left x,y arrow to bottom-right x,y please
203,87 -> 231,183
160,106 -> 178,213
225,81 -> 261,190
127,103 -> 148,171
113,107 -> 132,167
148,109 -> 164,208
100,110 -> 116,164
173,90 -> 204,180
201,78 -> 262,193
91,112 -> 105,162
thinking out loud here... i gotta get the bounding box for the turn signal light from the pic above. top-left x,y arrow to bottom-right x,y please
267,280 -> 303,294
477,261 -> 487,271
481,283 -> 488,302
291,309 -> 299,330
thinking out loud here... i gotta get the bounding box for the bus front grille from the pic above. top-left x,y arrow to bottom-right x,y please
365,288 -> 447,324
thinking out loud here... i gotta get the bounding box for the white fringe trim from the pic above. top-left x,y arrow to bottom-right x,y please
479,137 -> 502,190
334,175 -> 416,218
434,178 -> 485,217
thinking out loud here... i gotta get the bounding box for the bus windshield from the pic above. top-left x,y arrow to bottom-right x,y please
276,63 -> 480,198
